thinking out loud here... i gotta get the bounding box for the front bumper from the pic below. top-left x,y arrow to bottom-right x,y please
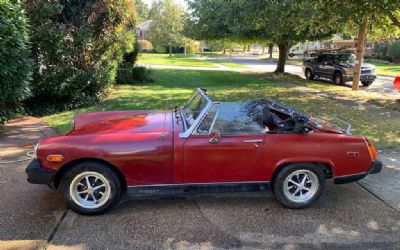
25,159 -> 55,186
334,160 -> 383,184
343,73 -> 377,82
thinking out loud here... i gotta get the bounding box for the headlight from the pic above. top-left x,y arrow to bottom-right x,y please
344,68 -> 353,75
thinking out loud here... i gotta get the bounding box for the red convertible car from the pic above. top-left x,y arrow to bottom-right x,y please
26,88 -> 382,214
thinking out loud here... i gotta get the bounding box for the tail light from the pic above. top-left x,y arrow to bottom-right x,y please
365,138 -> 378,161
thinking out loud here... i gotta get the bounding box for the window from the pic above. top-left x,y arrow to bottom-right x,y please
195,102 -> 264,135
182,91 -> 209,128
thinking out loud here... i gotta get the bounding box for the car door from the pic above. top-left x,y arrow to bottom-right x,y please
183,102 -> 266,183
322,54 -> 335,77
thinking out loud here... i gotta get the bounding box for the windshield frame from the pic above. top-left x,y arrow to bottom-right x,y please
179,88 -> 213,138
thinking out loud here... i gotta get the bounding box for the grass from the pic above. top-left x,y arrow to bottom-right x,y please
374,63 -> 400,77
138,53 -> 218,68
273,73 -> 400,112
43,69 -> 400,149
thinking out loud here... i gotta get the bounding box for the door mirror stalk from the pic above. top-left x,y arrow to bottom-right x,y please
209,130 -> 220,144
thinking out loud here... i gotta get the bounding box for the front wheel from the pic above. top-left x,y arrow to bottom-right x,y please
272,164 -> 325,209
361,81 -> 373,87
60,161 -> 122,215
333,72 -> 344,85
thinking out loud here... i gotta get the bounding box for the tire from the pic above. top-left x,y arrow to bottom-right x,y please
272,163 -> 325,209
333,72 -> 344,85
361,81 -> 373,87
289,53 -> 295,58
305,68 -> 315,80
60,161 -> 122,215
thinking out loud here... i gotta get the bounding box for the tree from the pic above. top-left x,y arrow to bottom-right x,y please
187,0 -> 342,73
148,0 -> 186,56
135,0 -> 149,23
25,0 -> 136,115
0,0 -> 32,123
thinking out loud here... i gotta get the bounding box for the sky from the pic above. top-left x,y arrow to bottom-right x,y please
142,0 -> 188,9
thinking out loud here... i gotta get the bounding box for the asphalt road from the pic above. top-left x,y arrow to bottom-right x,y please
1,150 -> 400,250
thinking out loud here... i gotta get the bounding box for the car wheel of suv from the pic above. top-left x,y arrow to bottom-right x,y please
305,68 -> 315,80
273,164 -> 325,209
361,81 -> 373,87
333,72 -> 344,85
60,161 -> 122,215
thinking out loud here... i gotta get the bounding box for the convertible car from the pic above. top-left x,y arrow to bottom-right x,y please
26,88 -> 382,214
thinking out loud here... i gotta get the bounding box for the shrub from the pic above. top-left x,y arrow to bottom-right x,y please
138,40 -> 153,52
116,66 -> 153,84
387,40 -> 400,63
24,0 -> 136,116
0,0 -> 32,123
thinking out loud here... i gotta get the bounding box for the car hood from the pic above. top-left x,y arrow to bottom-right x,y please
67,110 -> 171,136
337,63 -> 375,69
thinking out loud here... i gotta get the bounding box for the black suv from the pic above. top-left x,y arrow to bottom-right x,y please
303,52 -> 377,86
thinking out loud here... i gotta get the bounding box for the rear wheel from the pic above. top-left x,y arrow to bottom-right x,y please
305,68 -> 315,80
60,161 -> 122,215
361,81 -> 373,87
333,72 -> 344,85
273,164 -> 325,209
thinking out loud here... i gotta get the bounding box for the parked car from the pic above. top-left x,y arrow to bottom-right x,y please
303,51 -> 377,86
26,88 -> 382,215
394,76 -> 400,90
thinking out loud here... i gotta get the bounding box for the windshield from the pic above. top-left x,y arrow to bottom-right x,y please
336,54 -> 355,64
181,89 -> 210,128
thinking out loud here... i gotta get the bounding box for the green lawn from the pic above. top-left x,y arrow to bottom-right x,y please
374,63 -> 400,77
43,69 -> 400,148
138,53 -> 218,68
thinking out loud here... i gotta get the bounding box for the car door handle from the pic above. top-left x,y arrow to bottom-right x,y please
243,139 -> 263,143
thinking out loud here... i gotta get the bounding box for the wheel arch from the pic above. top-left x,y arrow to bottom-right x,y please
53,158 -> 127,193
270,162 -> 333,189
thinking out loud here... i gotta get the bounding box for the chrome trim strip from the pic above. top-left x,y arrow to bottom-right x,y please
334,172 -> 368,179
127,181 -> 269,188
179,88 -> 213,138
243,139 -> 263,143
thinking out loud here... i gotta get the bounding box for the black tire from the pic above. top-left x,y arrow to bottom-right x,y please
289,53 -> 295,58
60,161 -> 122,215
272,163 -> 325,209
305,68 -> 315,80
361,81 -> 373,87
333,72 -> 344,85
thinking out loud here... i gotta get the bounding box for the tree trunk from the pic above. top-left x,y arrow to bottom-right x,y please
243,44 -> 246,52
268,44 -> 273,58
184,46 -> 187,56
261,46 -> 265,55
352,15 -> 368,91
169,45 -> 172,57
275,43 -> 288,73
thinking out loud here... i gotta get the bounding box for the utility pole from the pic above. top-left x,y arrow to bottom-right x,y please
352,15 -> 368,91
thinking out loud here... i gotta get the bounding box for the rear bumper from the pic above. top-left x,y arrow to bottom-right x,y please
25,159 -> 55,186
334,160 -> 383,184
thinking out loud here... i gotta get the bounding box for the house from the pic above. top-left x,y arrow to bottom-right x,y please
136,20 -> 153,40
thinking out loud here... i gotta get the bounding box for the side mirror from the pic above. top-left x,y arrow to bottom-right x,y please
209,130 -> 220,144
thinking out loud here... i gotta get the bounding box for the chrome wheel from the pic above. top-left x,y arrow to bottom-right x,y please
69,171 -> 111,209
283,170 -> 319,203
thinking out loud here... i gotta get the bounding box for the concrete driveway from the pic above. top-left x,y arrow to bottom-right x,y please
1,150 -> 400,250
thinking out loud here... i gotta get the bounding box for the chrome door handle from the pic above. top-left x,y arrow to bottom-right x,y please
243,139 -> 263,143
